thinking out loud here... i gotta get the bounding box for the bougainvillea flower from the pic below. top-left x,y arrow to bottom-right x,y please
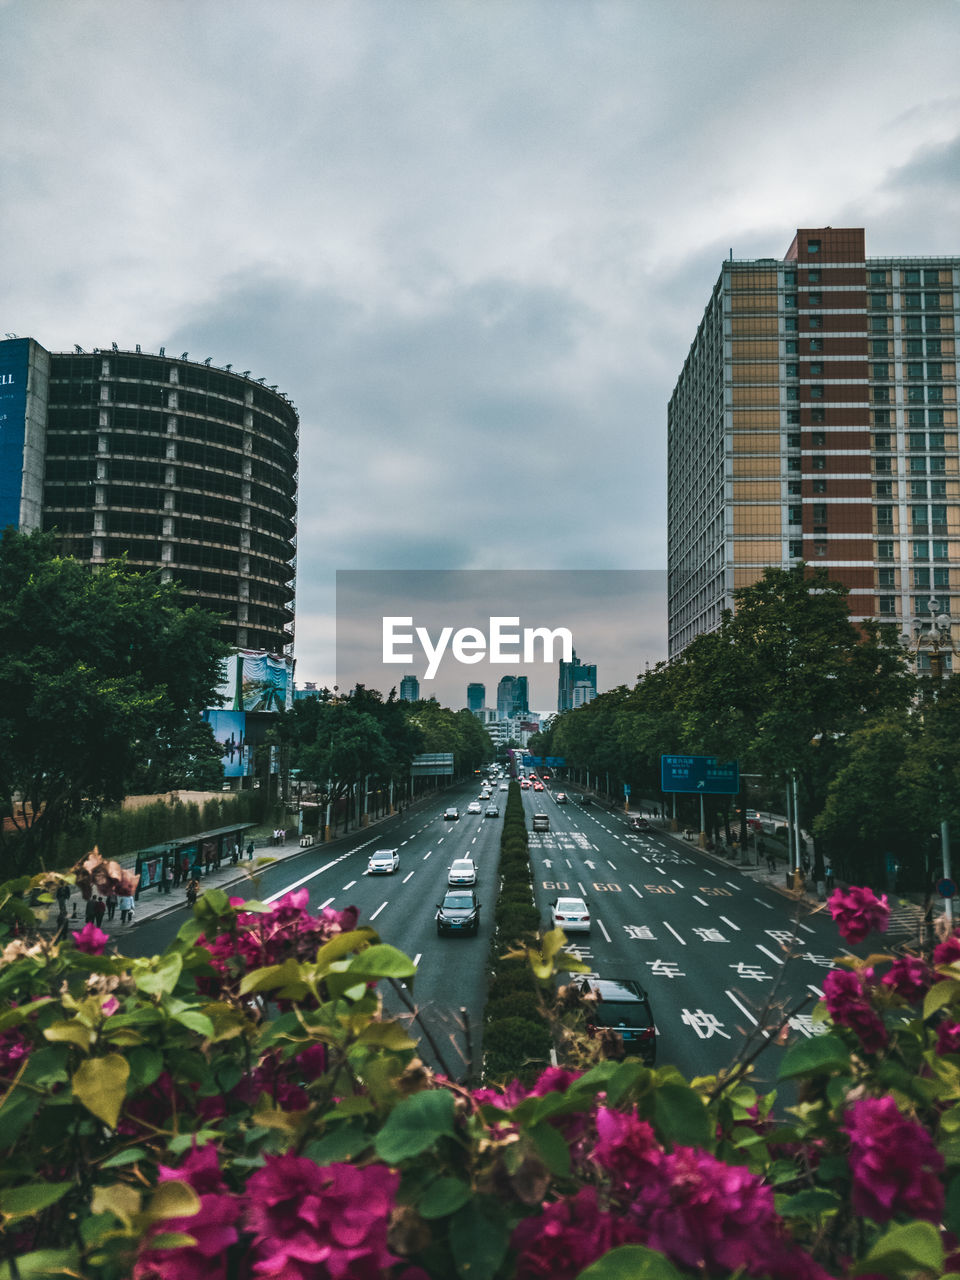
135,1144 -> 241,1280
935,934 -> 960,966
827,886 -> 889,943
71,922 -> 110,954
880,954 -> 932,1002
844,1096 -> 944,1223
822,969 -> 888,1053
511,1187 -> 645,1280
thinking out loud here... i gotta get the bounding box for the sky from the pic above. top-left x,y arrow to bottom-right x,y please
4,0 -> 960,711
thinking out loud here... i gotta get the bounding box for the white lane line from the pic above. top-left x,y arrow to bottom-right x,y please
719,915 -> 740,931
693,895 -> 708,906
808,983 -> 824,998
567,859 -> 574,869
663,921 -> 686,945
672,878 -> 683,888
592,844 -> 600,851
726,990 -> 769,1036
597,918 -> 612,942
402,871 -> 415,883
263,847 -> 359,902
578,880 -> 588,895
413,953 -> 422,967
318,896 -> 335,909
703,867 -> 716,876
725,881 -> 739,890
607,859 -> 618,870
797,922 -> 815,934
437,837 -> 444,844
753,897 -> 774,910
342,880 -> 356,890
370,901 -> 388,921
840,947 -> 856,957
423,850 -> 432,860
399,839 -> 409,846
756,944 -> 785,966
655,866 -> 666,876
629,884 -> 644,899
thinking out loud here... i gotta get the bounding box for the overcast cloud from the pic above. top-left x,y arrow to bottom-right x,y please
4,0 -> 959,704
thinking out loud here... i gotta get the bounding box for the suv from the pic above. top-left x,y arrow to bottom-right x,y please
532,813 -> 550,832
436,889 -> 481,936
574,976 -> 657,1064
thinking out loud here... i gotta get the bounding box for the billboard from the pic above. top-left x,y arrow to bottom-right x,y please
0,339 -> 29,530
217,650 -> 294,712
660,754 -> 739,795
204,709 -> 251,778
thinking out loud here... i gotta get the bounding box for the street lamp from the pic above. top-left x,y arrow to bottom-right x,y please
899,597 -> 955,682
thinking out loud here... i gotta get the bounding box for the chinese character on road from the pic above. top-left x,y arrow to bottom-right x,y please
729,962 -> 771,981
681,1009 -> 731,1040
786,1013 -> 827,1039
692,927 -> 728,943
800,952 -> 837,969
624,924 -> 656,940
646,959 -> 686,979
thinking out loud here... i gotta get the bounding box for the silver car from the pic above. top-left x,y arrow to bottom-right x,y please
448,857 -> 477,886
550,896 -> 591,933
366,848 -> 399,875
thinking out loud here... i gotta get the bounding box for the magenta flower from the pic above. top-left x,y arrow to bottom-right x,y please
822,969 -> 888,1053
590,1106 -> 663,1192
935,934 -> 960,966
71,922 -> 110,954
844,1096 -> 944,1223
937,1021 -> 960,1056
827,886 -> 889,942
244,1155 -> 400,1279
880,954 -> 932,1002
511,1187 -> 645,1280
134,1144 -> 241,1280
101,995 -> 120,1017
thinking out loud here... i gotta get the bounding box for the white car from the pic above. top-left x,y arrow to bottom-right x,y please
366,848 -> 399,875
484,804 -> 499,818
448,857 -> 477,886
444,807 -> 460,821
555,792 -> 567,804
467,801 -> 482,814
550,896 -> 591,933
499,783 -> 508,792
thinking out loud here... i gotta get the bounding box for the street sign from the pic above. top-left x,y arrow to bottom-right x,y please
660,754 -> 739,795
937,878 -> 956,899
623,783 -> 631,796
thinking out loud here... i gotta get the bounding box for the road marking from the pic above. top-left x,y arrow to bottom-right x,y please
703,868 -> 716,876
756,944 -> 785,966
725,881 -> 739,890
318,896 -> 335,909
592,844 -> 599,851
607,859 -> 618,870
655,866 -> 666,876
263,847 -> 360,902
578,881 -> 588,895
370,901 -> 388,921
597,919 -> 612,942
808,983 -> 824,998
629,884 -> 644,899
413,953 -> 422,967
719,915 -> 740,931
693,895 -> 708,906
672,878 -> 683,888
797,922 -> 815,934
753,897 -> 774,910
423,850 -> 432,860
402,871 -> 415,883
663,921 -> 686,945
342,880 -> 356,890
437,837 -> 444,844
726,990 -> 769,1036
399,839 -> 408,846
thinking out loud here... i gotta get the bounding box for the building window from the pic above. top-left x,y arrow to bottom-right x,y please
874,410 -> 890,426
934,567 -> 949,590
929,411 -> 944,427
808,269 -> 821,283
927,339 -> 942,356
906,339 -> 924,356
909,432 -> 925,450
878,567 -> 896,587
812,455 -> 827,471
810,362 -> 824,376
923,269 -> 940,285
914,541 -> 930,560
788,433 -> 801,449
878,541 -> 894,560
878,597 -> 897,615
807,239 -> 821,254
809,316 -> 823,329
787,409 -> 800,424
809,337 -> 823,352
912,506 -> 928,529
911,481 -> 928,499
904,269 -> 921,285
812,431 -> 826,447
789,540 -> 803,557
809,292 -> 822,306
914,596 -> 930,615
873,363 -> 890,380
907,362 -> 924,380
785,317 -> 798,331
784,271 -> 797,287
874,433 -> 891,450
875,456 -> 891,473
786,386 -> 799,400
930,455 -> 946,473
906,316 -> 923,332
785,294 -> 797,308
933,541 -> 948,560
872,339 -> 889,356
814,541 -> 827,556
874,387 -> 890,403
931,504 -> 947,528
788,457 -> 801,471
789,506 -> 802,524
813,503 -> 827,523
811,407 -> 825,423
877,505 -> 894,526
905,293 -> 921,309
870,270 -> 886,285
924,293 -> 941,310
910,456 -> 927,474
871,317 -> 887,332
928,386 -> 944,404
926,316 -> 941,333
813,478 -> 827,494
788,481 -> 802,496
869,294 -> 886,310
909,410 -> 926,426
915,568 -> 931,589
811,385 -> 824,399
930,480 -> 946,497
908,386 -> 925,403
875,481 -> 892,497
786,339 -> 798,354
786,362 -> 799,377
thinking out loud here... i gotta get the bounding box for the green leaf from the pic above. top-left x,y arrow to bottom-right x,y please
575,1244 -> 686,1280
42,1019 -> 94,1051
777,1033 -> 850,1081
347,943 -> 416,980
0,1182 -> 73,1223
528,1122 -> 571,1177
856,1220 -> 943,1277
0,1247 -> 79,1279
651,1083 -> 712,1147
419,1176 -> 472,1219
356,1020 -> 418,1051
945,1172 -> 960,1237
128,1045 -> 164,1089
374,1089 -> 456,1162
133,951 -> 183,996
0,1089 -> 41,1146
775,1188 -> 841,1217
924,978 -> 960,1020
303,1121 -> 370,1165
70,1053 -> 130,1129
100,1146 -> 148,1168
238,958 -> 303,996
450,1198 -> 509,1280
170,1009 -> 215,1037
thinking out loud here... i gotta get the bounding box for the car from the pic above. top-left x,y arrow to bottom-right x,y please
629,816 -> 650,832
448,857 -> 477,886
575,976 -> 657,1064
499,783 -> 508,791
484,804 -> 499,817
436,889 -> 481,936
555,792 -> 567,804
533,783 -> 544,792
444,806 -> 460,821
366,848 -> 399,875
532,813 -> 550,831
550,896 -> 590,933
467,801 -> 482,814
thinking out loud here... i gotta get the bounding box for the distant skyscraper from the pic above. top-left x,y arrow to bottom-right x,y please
497,675 -> 529,719
467,682 -> 485,712
399,674 -> 420,702
668,226 -> 960,668
558,649 -> 597,711
572,681 -> 597,708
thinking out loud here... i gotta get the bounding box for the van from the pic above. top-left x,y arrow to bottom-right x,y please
533,813 -> 550,832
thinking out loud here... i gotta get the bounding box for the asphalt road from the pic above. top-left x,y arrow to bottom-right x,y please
124,777 -> 849,1089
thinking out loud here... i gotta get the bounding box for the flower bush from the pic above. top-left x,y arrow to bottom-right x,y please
0,866 -> 958,1280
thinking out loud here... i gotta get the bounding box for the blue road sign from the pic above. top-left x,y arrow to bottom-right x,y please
660,754 -> 740,795
623,783 -> 631,796
937,878 -> 956,899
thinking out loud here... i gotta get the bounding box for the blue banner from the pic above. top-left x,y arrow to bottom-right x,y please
0,339 -> 29,531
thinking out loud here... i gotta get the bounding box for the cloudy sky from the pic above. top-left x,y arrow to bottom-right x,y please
4,1 -> 960,709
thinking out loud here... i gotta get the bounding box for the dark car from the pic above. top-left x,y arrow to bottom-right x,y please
575,976 -> 657,1064
436,889 -> 481,936
629,816 -> 650,832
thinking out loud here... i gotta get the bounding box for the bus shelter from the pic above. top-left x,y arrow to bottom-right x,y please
133,822 -> 258,897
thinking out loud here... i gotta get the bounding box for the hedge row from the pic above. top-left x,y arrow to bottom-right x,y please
482,781 -> 551,1083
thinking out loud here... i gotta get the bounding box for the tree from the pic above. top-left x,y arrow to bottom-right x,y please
0,529 -> 229,873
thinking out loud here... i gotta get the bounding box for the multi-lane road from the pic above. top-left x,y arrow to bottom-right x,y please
125,777 -> 851,1087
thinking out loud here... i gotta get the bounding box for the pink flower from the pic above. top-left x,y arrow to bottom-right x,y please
511,1187 -> 645,1280
635,1146 -> 777,1275
590,1106 -> 662,1192
822,968 -> 888,1053
844,1096 -> 944,1223
71,922 -> 110,954
827,886 -> 889,943
134,1144 -> 241,1280
937,1021 -> 960,1056
935,934 -> 960,966
244,1155 -> 400,1279
880,955 -> 932,1002
101,995 -> 120,1016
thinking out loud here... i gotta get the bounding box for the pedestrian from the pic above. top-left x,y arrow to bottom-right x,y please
118,893 -> 135,925
93,896 -> 106,927
172,858 -> 182,888
105,892 -> 117,922
55,882 -> 71,912
54,906 -> 68,941
824,857 -> 834,891
84,896 -> 97,924
232,842 -> 240,865
246,840 -> 254,860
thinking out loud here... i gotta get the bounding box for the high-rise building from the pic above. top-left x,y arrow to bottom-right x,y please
496,674 -> 529,719
399,674 -> 420,702
558,648 -> 597,711
1,337 -> 298,656
668,227 -> 959,672
467,682 -> 485,712
572,680 -> 597,708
